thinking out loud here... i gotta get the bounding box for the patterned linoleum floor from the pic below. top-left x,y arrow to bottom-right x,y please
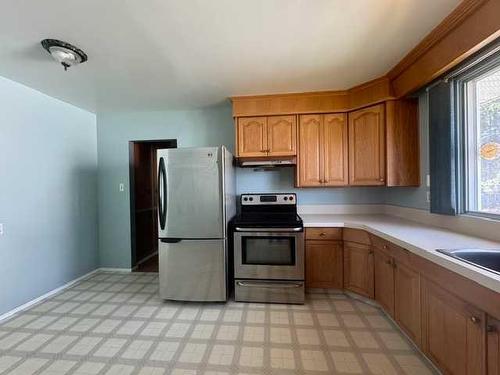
0,271 -> 437,375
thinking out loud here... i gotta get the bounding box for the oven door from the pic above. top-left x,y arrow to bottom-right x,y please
234,230 -> 304,280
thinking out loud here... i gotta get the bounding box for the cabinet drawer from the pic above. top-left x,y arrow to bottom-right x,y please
343,228 -> 371,245
306,228 -> 342,241
371,235 -> 412,267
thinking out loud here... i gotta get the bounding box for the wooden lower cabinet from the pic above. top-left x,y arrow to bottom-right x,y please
422,279 -> 485,375
374,248 -> 394,316
343,241 -> 374,298
488,317 -> 500,375
305,240 -> 343,289
394,261 -> 421,346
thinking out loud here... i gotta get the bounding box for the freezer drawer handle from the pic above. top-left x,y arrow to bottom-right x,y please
160,238 -> 182,243
237,281 -> 302,289
158,157 -> 167,230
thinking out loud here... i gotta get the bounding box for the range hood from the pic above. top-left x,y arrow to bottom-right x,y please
238,157 -> 296,168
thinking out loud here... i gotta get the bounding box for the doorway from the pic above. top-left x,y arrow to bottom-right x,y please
129,139 -> 177,272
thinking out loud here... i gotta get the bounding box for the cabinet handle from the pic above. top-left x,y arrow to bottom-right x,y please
319,232 -> 327,237
379,178 -> 384,182
369,250 -> 374,255
470,316 -> 480,324
383,245 -> 388,250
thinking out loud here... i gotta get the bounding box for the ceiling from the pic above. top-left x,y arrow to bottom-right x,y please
0,0 -> 460,113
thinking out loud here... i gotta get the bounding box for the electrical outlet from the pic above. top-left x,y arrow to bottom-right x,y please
0,223 -> 3,235
119,183 -> 124,192
426,191 -> 431,203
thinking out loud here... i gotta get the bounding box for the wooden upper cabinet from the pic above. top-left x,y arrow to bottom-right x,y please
394,261 -> 421,347
298,115 -> 323,187
348,104 -> 386,185
323,113 -> 348,186
386,99 -> 420,186
237,117 -> 267,157
488,316 -> 500,375
374,248 -> 395,316
267,115 -> 296,156
422,279 -> 485,375
343,241 -> 374,299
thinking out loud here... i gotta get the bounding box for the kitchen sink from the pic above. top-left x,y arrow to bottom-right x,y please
437,248 -> 500,276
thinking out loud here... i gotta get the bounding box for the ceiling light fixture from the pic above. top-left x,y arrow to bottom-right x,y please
41,39 -> 88,71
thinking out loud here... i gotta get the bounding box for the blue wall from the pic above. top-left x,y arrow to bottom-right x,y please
0,76 -> 98,315
96,94 -> 430,268
97,105 -> 235,268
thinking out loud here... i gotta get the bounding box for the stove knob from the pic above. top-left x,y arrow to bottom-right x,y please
243,197 -> 248,201
289,196 -> 294,200
284,197 -> 288,201
249,197 -> 253,201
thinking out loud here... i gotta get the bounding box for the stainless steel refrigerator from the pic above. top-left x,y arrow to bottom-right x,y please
157,146 -> 235,301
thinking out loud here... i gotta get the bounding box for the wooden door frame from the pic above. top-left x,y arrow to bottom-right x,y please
128,139 -> 177,269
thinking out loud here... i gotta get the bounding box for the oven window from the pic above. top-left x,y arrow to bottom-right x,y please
242,237 -> 296,265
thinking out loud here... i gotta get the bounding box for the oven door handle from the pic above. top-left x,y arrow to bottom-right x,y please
236,281 -> 303,289
234,227 -> 303,232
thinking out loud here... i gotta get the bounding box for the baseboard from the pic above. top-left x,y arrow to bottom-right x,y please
98,267 -> 132,273
0,267 -> 136,323
0,268 -> 100,323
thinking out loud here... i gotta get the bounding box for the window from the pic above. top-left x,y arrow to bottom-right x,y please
462,62 -> 500,217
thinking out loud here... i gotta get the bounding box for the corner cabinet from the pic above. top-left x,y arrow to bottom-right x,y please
236,115 -> 296,157
297,113 -> 348,187
348,104 -> 386,185
343,229 -> 374,298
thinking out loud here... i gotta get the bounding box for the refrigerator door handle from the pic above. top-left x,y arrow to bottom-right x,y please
158,157 -> 167,230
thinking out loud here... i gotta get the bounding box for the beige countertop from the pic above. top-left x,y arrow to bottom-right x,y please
301,214 -> 500,294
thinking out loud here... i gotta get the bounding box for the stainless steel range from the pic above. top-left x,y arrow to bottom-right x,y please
232,193 -> 304,304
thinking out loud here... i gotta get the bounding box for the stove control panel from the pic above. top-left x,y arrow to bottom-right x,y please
241,193 -> 296,205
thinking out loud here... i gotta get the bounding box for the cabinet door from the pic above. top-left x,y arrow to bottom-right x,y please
298,115 -> 323,187
348,104 -> 386,185
323,113 -> 348,186
374,248 -> 394,316
267,115 -> 296,156
305,240 -> 343,289
343,242 -> 374,298
422,279 -> 485,375
488,317 -> 500,375
394,261 -> 421,346
237,117 -> 267,157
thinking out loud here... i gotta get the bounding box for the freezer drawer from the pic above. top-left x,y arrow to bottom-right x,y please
234,279 -> 304,304
159,239 -> 227,302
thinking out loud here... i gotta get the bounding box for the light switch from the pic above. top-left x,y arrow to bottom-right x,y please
119,183 -> 124,192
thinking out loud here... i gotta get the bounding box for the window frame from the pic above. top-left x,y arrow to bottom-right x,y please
454,53 -> 500,220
